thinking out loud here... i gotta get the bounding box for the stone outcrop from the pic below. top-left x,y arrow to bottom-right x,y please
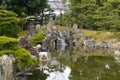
38,52 -> 51,62
0,55 -> 15,80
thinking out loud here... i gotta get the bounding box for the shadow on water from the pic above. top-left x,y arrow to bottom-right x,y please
16,46 -> 120,80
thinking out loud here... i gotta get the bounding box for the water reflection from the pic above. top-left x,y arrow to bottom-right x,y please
44,66 -> 71,80
17,46 -> 120,80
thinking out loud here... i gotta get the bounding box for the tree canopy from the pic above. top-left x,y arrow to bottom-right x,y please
0,0 -> 50,15
63,0 -> 120,31
0,10 -> 22,37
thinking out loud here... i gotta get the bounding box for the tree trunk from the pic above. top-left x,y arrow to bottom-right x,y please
41,9 -> 44,25
60,13 -> 63,26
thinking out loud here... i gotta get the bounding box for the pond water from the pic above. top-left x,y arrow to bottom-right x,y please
16,46 -> 120,80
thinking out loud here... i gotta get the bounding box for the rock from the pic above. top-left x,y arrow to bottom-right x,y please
95,41 -> 108,48
38,52 -> 51,62
18,36 -> 30,48
114,50 -> 120,56
114,49 -> 120,64
0,55 -> 15,80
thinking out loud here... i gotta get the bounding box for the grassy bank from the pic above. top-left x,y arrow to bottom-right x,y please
55,25 -> 120,41
81,29 -> 120,41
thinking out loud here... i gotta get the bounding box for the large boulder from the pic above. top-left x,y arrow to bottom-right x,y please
0,55 -> 15,80
38,52 -> 51,62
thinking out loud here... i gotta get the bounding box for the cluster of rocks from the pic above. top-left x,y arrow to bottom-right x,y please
18,36 -> 51,62
19,22 -> 120,64
71,32 -> 120,49
1,23 -> 120,80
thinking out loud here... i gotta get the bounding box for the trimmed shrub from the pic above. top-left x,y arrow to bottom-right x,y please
0,36 -> 37,68
0,10 -> 22,38
0,50 -> 15,56
15,48 -> 36,68
30,32 -> 46,45
0,36 -> 18,50
0,49 -> 36,68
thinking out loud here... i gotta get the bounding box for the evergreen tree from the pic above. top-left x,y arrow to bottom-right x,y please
0,0 -> 50,16
63,0 -> 120,31
0,10 -> 22,37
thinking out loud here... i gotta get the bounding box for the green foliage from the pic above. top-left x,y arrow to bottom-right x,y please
19,12 -> 27,30
69,0 -> 81,6
0,10 -> 22,37
0,50 -> 15,56
0,49 -> 36,68
94,2 -> 120,30
64,3 -> 98,29
18,30 -> 28,37
15,48 -> 36,68
0,10 -> 18,17
30,32 -> 46,45
55,14 -> 64,25
1,0 -> 50,15
27,69 -> 48,80
0,36 -> 18,50
0,36 -> 37,68
64,0 -> 120,31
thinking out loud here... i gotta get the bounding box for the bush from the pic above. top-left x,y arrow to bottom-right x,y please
0,48 -> 36,68
30,32 -> 46,45
0,36 -> 37,68
0,36 -> 18,50
0,50 -> 15,56
15,48 -> 36,68
0,10 -> 22,38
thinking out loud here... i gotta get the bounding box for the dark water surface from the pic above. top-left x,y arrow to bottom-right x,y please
18,47 -> 120,80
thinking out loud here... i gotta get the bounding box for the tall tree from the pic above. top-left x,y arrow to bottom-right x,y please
63,0 -> 120,31
94,1 -> 120,31
1,0 -> 49,16
0,0 -> 54,25
64,0 -> 98,29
